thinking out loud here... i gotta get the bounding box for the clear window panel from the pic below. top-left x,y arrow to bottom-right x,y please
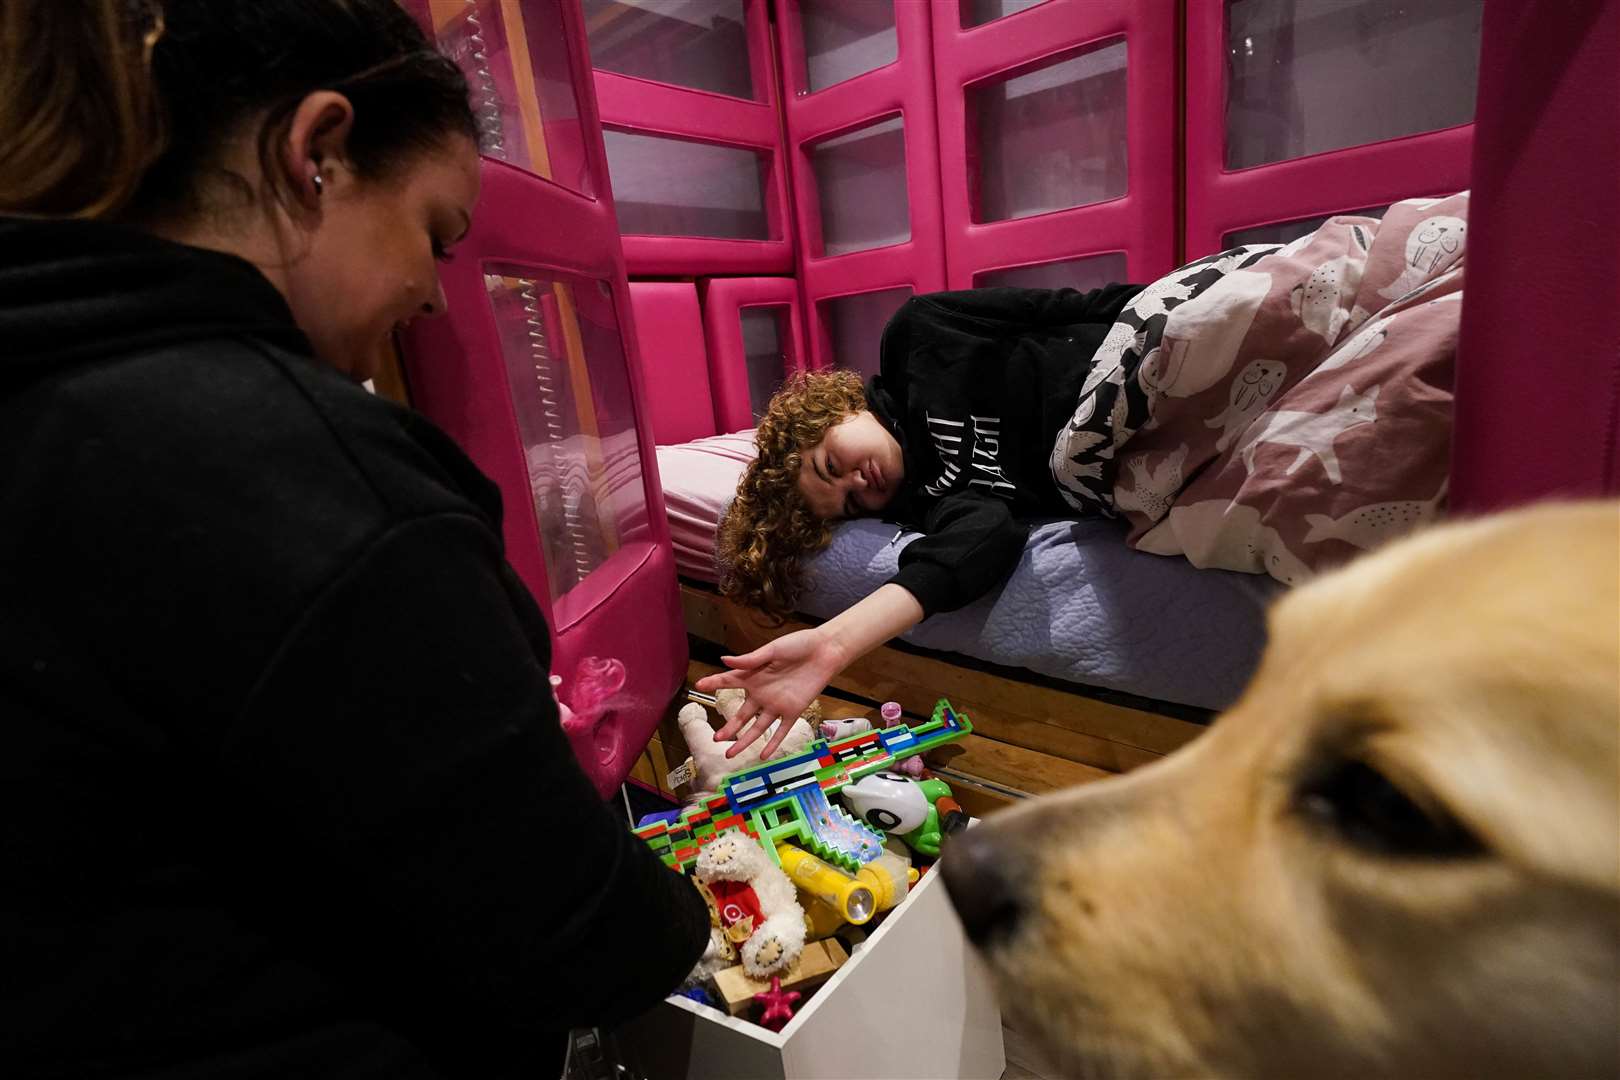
740,306 -> 790,423
1223,204 -> 1388,248
971,39 -> 1128,224
975,251 -> 1129,291
961,0 -> 1051,29
582,0 -> 755,100
484,266 -> 652,605
415,0 -> 594,195
821,287 -> 912,381
1225,0 -> 1483,169
811,116 -> 910,256
799,0 -> 897,93
603,130 -> 772,239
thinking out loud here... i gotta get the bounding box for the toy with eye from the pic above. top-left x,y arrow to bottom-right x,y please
841,771 -> 968,858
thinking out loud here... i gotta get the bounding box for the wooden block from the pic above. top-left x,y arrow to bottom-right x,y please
712,938 -> 850,1016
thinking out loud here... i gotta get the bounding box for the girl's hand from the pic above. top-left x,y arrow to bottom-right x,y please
694,628 -> 846,760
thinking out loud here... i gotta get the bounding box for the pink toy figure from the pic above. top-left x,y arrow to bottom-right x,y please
878,702 -> 926,777
551,656 -> 626,737
753,976 -> 801,1032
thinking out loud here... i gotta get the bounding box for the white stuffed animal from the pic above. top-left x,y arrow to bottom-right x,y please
677,691 -> 817,800
692,830 -> 806,978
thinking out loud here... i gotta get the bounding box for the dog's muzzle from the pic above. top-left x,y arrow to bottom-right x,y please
940,827 -> 1026,947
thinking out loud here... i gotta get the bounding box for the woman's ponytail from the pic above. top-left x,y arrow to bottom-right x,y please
0,0 -> 166,219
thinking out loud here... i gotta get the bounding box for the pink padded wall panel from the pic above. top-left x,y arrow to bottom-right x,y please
629,283 -> 715,446
777,0 -> 948,369
933,0 -> 1177,287
592,0 -> 793,276
1183,0 -> 1476,261
701,278 -> 807,435
1451,0 -> 1620,510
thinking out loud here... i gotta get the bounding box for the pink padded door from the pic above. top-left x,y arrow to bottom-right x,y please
396,0 -> 686,799
583,0 -> 793,275
1451,0 -> 1620,510
1185,0 -> 1481,258
933,0 -> 1177,288
776,0 -> 948,374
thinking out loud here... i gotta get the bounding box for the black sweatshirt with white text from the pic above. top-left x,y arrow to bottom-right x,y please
865,284 -> 1144,617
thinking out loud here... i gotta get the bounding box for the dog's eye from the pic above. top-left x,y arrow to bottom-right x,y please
1298,759 -> 1483,858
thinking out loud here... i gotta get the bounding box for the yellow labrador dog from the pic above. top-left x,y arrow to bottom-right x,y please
942,502 -> 1619,1078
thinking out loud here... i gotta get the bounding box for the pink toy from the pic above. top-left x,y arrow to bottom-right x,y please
876,702 -> 924,776
551,656 -> 627,738
753,976 -> 801,1032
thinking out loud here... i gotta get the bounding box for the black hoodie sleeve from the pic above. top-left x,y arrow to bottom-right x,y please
221,511 -> 709,1045
886,492 -> 1030,617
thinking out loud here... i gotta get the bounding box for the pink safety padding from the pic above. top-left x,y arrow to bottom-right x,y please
1451,0 -> 1620,510
628,282 -> 715,446
399,0 -> 684,800
932,0 -> 1177,287
777,0 -> 949,369
700,277 -> 807,433
1183,1 -> 1475,261
593,0 -> 793,276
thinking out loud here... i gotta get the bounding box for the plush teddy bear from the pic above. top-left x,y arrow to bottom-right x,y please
676,690 -> 818,800
692,830 -> 806,978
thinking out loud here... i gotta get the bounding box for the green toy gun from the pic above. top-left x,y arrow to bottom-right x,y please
634,699 -> 972,873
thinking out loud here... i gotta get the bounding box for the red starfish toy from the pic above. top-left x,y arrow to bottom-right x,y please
753,976 -> 801,1032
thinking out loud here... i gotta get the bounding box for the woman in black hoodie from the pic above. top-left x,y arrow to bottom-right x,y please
0,3 -> 706,1078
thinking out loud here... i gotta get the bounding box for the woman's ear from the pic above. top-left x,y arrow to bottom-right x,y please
281,91 -> 356,209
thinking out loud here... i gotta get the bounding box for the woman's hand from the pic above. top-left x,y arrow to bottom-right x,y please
693,628 -> 846,760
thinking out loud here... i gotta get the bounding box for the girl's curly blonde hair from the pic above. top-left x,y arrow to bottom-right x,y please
718,370 -> 869,618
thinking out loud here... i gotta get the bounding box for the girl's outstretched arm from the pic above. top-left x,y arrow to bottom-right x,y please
693,583 -> 924,760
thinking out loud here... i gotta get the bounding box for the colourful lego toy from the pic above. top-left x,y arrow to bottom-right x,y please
634,699 -> 973,874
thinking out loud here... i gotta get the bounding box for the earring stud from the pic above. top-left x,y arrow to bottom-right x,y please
312,173 -> 325,195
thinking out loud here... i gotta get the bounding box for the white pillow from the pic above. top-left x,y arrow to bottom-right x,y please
653,430 -> 757,581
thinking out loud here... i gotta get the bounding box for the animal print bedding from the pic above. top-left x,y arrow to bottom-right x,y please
1052,193 -> 1467,586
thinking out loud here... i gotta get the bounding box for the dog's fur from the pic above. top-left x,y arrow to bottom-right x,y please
949,502 -> 1619,1078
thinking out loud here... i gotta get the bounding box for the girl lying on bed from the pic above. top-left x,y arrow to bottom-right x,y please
696,198 -> 1469,759
695,282 -> 1147,759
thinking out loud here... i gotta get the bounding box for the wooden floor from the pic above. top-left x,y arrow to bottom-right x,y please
1002,1020 -> 1066,1079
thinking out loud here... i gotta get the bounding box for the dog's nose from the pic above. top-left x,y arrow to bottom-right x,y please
940,827 -> 1024,946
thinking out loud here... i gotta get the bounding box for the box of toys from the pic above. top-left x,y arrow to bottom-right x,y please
583,699 -> 1005,1080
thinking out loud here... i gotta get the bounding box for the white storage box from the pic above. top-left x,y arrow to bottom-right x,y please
611,858 -> 1004,1080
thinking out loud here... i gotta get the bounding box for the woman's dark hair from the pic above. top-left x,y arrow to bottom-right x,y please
0,0 -> 478,220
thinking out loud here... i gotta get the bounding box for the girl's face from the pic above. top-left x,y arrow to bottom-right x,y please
282,134 -> 481,381
797,409 -> 905,520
